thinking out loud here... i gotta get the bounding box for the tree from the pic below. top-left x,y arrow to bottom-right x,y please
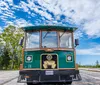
0,25 -> 24,70
0,40 -> 4,70
96,60 -> 99,68
1,47 -> 10,69
0,56 -> 3,70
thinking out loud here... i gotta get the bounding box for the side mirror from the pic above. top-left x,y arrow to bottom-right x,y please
19,37 -> 24,47
75,39 -> 79,47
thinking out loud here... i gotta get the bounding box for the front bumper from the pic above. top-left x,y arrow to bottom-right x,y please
17,69 -> 81,83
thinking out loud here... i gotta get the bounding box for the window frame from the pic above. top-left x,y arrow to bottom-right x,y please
58,31 -> 73,48
24,31 -> 40,49
24,30 -> 74,50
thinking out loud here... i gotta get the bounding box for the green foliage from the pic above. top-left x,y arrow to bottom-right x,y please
0,56 -> 3,69
96,60 -> 99,68
1,48 -> 10,69
78,60 -> 100,68
0,25 -> 24,70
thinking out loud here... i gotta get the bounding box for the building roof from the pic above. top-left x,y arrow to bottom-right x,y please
22,25 -> 77,32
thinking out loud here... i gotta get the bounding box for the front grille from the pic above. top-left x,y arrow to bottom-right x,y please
41,54 -> 58,69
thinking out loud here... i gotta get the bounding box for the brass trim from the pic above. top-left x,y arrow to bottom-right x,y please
24,48 -> 74,51
44,48 -> 54,52
40,53 -> 59,70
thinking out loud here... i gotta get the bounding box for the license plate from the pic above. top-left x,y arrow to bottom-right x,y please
45,71 -> 54,75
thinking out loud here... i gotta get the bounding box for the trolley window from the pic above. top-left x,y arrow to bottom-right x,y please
26,32 -> 39,48
60,32 -> 72,48
42,31 -> 58,48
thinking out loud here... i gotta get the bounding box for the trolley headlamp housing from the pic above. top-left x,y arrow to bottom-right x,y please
26,55 -> 32,62
67,55 -> 72,61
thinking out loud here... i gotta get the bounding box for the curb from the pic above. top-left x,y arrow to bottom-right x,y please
87,69 -> 100,72
80,69 -> 100,72
0,76 -> 18,85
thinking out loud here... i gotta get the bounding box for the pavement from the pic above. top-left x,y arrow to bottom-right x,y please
0,70 -> 19,85
0,69 -> 100,85
79,68 -> 100,72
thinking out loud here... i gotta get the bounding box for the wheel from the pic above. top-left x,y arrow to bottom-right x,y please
57,82 -> 72,85
27,83 -> 33,85
55,82 -> 72,85
27,83 -> 38,85
66,81 -> 72,85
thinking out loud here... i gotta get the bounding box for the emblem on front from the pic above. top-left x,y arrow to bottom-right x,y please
41,54 -> 57,69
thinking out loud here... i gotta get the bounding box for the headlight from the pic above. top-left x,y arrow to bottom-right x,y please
26,56 -> 32,61
67,55 -> 72,61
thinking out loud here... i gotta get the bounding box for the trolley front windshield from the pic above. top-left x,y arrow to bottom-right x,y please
25,31 -> 73,49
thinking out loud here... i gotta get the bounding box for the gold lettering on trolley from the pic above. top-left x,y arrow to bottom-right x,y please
43,54 -> 56,69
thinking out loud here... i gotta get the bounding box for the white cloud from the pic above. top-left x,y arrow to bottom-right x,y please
74,31 -> 82,39
0,1 -> 9,10
0,0 -> 100,38
19,1 -> 29,13
0,0 -> 15,21
76,45 -> 100,55
33,7 -> 52,20
6,18 -> 33,27
15,19 -> 33,27
4,0 -> 13,5
35,0 -> 100,37
83,20 -> 100,37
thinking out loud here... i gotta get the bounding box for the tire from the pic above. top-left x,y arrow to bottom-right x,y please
55,82 -> 72,85
27,83 -> 39,85
27,83 -> 33,85
66,81 -> 72,85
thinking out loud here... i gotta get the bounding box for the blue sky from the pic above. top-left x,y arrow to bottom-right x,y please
0,0 -> 100,65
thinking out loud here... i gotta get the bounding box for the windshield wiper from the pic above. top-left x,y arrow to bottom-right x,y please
43,31 -> 50,39
59,31 -> 65,38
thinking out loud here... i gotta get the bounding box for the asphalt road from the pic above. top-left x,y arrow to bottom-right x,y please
1,70 -> 100,85
0,71 -> 18,85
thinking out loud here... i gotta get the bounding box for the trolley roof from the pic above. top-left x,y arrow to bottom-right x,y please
22,25 -> 77,32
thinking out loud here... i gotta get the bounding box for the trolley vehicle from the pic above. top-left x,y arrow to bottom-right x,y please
18,25 -> 81,85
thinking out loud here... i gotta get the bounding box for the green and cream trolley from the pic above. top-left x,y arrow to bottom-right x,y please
18,25 -> 81,85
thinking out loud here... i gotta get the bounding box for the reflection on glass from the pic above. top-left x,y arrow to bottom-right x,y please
42,31 -> 57,48
26,32 -> 39,48
60,32 -> 72,48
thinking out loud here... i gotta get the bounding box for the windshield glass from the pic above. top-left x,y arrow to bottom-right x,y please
26,32 -> 39,48
60,32 -> 72,48
42,31 -> 58,48
25,31 -> 72,49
